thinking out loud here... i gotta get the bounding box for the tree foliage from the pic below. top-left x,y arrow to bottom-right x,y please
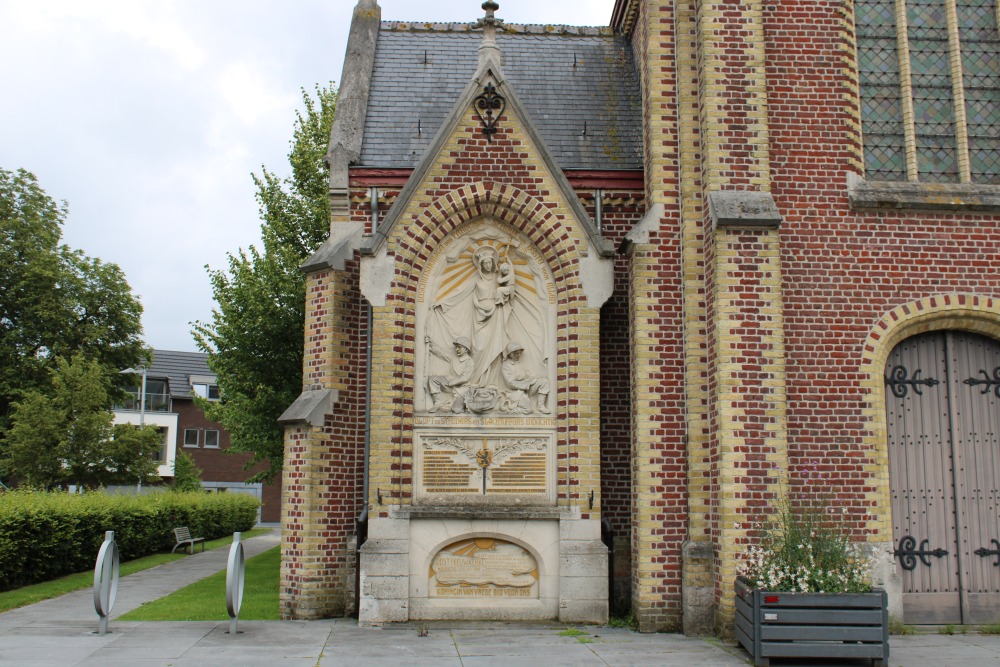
194,84 -> 337,482
171,450 -> 204,492
1,354 -> 162,490
0,168 -> 148,435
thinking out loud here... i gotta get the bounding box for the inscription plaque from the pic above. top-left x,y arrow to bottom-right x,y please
417,435 -> 551,501
430,538 -> 538,598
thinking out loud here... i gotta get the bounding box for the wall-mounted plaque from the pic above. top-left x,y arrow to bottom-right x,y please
416,434 -> 553,503
429,538 -> 539,598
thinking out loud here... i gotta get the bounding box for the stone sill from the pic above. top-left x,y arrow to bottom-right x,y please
848,173 -> 1000,212
405,506 -> 565,520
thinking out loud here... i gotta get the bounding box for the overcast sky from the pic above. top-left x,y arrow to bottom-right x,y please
0,0 -> 614,353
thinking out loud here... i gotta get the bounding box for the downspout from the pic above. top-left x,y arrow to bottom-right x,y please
355,301 -> 373,615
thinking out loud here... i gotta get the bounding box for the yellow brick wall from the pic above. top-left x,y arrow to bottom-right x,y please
364,92 -> 604,515
709,228 -> 788,632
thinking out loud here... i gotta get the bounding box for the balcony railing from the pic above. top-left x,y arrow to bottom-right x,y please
115,392 -> 170,413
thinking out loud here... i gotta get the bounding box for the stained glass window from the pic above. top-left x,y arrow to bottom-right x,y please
909,0 -> 959,182
857,0 -> 1000,183
958,0 -> 1000,183
858,0 -> 907,180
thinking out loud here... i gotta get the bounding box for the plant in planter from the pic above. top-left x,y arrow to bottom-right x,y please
735,478 -> 889,667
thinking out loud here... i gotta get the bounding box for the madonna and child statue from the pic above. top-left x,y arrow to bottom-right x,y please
419,225 -> 555,417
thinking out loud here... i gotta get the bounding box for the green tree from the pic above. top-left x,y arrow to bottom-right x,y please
194,84 -> 337,482
0,168 -> 148,435
1,354 -> 162,490
171,450 -> 203,492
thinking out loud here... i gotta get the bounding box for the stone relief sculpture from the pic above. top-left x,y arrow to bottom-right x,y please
421,228 -> 552,415
501,342 -> 549,414
425,337 -> 474,412
430,538 -> 538,594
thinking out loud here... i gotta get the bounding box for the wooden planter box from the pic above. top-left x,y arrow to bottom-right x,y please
735,577 -> 889,667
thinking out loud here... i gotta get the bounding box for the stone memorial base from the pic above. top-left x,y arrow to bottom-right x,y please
358,507 -> 608,624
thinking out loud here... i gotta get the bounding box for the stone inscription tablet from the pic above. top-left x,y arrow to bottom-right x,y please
418,436 -> 550,499
430,538 -> 539,598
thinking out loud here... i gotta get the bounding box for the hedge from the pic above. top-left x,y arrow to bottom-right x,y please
0,491 -> 260,591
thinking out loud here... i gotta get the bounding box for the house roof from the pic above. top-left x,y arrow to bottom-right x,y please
143,350 -> 215,399
358,23 -> 643,171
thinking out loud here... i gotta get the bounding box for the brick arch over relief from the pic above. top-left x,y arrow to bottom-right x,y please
858,293 -> 1000,539
393,181 -> 587,300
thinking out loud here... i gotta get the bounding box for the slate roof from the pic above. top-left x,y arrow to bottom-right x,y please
145,350 -> 214,399
359,23 -> 643,170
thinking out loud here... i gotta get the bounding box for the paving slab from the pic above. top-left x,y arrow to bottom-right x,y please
3,531 -> 1000,666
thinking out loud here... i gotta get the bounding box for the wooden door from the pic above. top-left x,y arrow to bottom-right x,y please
886,331 -> 1000,624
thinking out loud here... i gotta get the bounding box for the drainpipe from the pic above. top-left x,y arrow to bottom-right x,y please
369,187 -> 379,232
594,188 -> 603,233
355,302 -> 373,615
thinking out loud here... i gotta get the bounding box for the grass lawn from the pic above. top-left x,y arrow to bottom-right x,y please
0,528 -> 271,614
120,545 -> 280,621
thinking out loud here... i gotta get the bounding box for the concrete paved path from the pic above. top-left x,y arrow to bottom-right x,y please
1,530 -> 999,666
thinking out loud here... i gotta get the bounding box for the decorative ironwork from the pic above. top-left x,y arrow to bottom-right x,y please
476,447 -> 492,469
894,535 -> 949,570
964,367 -> 1000,398
473,82 -> 506,143
885,365 -> 940,398
975,539 -> 1000,566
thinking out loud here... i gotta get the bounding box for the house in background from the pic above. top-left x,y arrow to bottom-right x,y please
113,349 -> 281,523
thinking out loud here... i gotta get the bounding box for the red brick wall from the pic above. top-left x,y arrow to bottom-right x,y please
173,399 -> 281,523
281,259 -> 368,617
582,191 -> 644,538
764,0 -> 1000,517
623,1 -> 690,631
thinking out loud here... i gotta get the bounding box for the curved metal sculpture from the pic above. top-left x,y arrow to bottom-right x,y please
93,530 -> 120,635
226,532 -> 246,635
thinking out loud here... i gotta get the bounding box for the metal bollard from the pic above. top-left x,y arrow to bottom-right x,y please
226,532 -> 245,635
93,530 -> 120,635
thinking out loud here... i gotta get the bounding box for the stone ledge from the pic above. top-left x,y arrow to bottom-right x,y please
301,223 -> 364,273
404,506 -> 564,520
708,191 -> 782,229
278,389 -> 337,427
847,173 -> 1000,211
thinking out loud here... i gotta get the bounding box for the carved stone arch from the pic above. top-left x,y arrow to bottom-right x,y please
859,293 -> 1000,538
405,520 -> 563,620
391,181 -> 589,302
419,531 -> 549,583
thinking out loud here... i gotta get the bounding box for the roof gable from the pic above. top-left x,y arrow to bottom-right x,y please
364,54 -> 613,259
359,24 -> 642,171
143,350 -> 215,399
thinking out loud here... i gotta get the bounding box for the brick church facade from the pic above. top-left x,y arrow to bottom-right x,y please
277,0 -> 1000,634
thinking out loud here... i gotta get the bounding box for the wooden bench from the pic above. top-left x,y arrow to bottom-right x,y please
171,527 -> 205,554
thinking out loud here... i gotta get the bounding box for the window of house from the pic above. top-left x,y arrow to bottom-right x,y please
183,429 -> 200,448
204,430 -> 220,449
857,0 -> 1000,184
153,427 -> 168,462
192,382 -> 221,400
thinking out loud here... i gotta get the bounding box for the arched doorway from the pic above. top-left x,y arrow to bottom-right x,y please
886,330 -> 1000,624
